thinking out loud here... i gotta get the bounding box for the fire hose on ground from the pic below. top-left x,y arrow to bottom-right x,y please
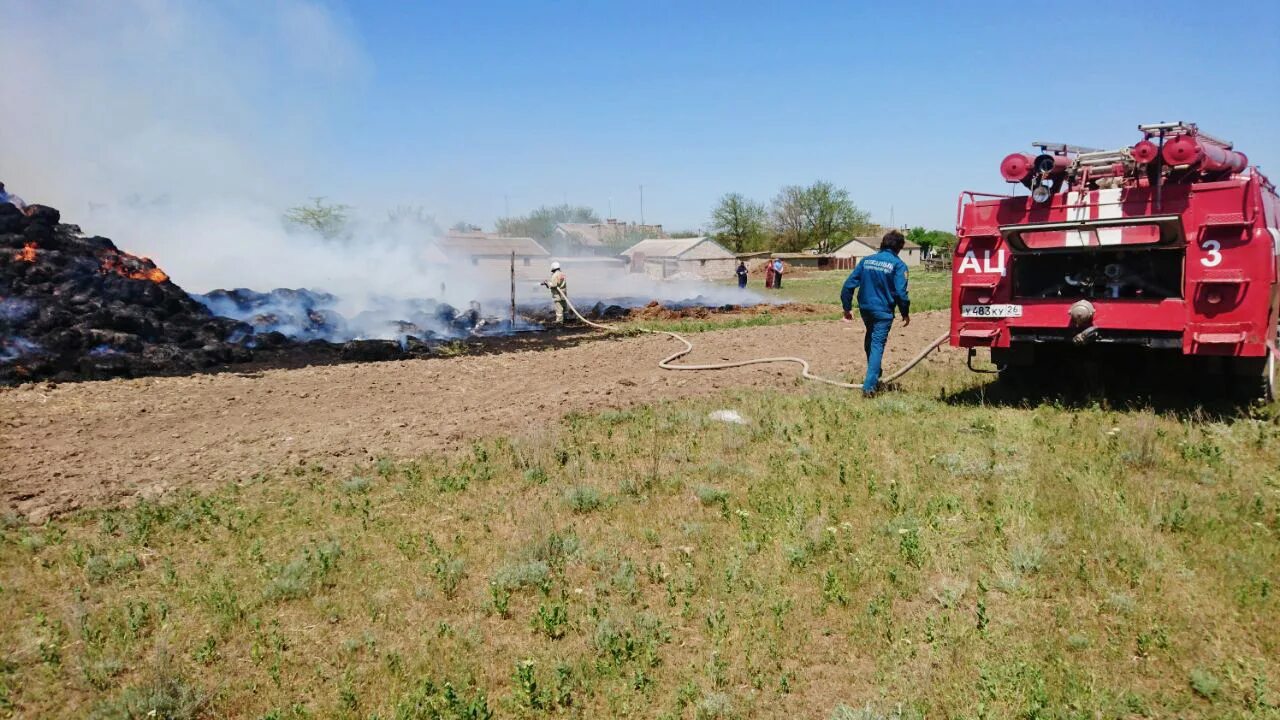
551,287 -> 950,390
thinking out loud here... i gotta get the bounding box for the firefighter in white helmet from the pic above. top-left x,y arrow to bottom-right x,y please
540,261 -> 569,325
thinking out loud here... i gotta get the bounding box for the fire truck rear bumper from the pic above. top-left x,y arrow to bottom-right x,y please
954,324 -> 1269,356
1009,328 -> 1182,349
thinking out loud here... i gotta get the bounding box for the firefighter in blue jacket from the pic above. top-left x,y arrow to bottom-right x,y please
840,230 -> 911,396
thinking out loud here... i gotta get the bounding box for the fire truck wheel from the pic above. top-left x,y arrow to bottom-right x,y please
1228,356 -> 1274,403
1267,350 -> 1277,403
995,364 -> 1039,396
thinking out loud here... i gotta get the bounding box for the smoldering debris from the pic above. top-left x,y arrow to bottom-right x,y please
192,288 -> 524,345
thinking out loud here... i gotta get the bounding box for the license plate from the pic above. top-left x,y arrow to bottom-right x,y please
961,304 -> 1022,318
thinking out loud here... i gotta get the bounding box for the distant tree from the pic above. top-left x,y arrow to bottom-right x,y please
709,193 -> 768,252
769,185 -> 809,252
450,221 -> 482,233
668,230 -> 702,239
607,225 -> 654,251
284,197 -> 352,242
906,226 -> 958,255
770,181 -> 873,253
384,205 -> 442,237
495,204 -> 600,241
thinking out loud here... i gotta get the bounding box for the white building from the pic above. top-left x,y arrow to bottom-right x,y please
829,236 -> 922,266
620,237 -> 737,280
435,232 -> 551,280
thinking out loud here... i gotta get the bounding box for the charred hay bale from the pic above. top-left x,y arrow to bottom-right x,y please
251,330 -> 289,349
0,203 -> 24,234
78,352 -> 137,380
82,235 -> 117,252
22,220 -> 56,246
434,303 -> 458,324
341,339 -> 407,362
41,327 -> 88,353
86,329 -> 145,352
199,341 -> 251,365
25,205 -> 60,225
404,335 -> 433,354
139,344 -> 199,372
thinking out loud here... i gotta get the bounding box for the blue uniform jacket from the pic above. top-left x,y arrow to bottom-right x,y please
840,250 -> 910,317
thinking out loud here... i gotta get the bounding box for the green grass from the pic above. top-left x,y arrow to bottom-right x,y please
767,268 -> 952,312
2,361 -> 1277,718
613,268 -> 949,336
617,310 -> 841,335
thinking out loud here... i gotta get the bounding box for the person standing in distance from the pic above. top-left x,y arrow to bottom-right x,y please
736,260 -> 749,289
840,230 -> 910,396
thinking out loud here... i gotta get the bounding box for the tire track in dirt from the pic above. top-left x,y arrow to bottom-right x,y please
1,312 -> 951,521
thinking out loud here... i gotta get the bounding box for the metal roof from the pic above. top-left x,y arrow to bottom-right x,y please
829,236 -> 921,254
437,233 -> 550,257
620,237 -> 730,258
830,236 -> 880,254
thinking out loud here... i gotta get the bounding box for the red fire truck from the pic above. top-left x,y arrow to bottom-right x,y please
952,122 -> 1280,400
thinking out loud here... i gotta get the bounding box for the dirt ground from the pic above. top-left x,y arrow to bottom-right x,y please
1,312 -> 951,522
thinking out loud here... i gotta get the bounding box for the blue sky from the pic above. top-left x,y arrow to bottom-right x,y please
329,0 -> 1280,231
6,0 -> 1280,234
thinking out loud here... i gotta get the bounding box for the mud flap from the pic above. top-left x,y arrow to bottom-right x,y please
991,344 -> 1034,368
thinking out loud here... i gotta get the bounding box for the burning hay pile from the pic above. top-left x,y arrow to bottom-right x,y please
1,201 -> 778,385
0,202 -> 252,383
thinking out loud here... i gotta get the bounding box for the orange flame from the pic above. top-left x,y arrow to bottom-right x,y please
13,242 -> 36,262
142,267 -> 169,283
98,251 -> 169,283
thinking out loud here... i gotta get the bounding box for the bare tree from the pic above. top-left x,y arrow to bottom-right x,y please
283,197 -> 353,242
770,181 -> 873,253
770,185 -> 809,252
709,193 -> 768,252
495,204 -> 600,241
384,205 -> 442,239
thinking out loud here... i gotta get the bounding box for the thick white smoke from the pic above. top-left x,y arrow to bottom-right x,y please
0,0 -> 769,339
0,0 -> 407,295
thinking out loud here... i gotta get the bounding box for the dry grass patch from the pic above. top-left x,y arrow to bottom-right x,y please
1,376 -> 1278,718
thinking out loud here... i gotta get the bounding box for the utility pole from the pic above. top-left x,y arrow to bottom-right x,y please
889,205 -> 895,227
639,184 -> 645,225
